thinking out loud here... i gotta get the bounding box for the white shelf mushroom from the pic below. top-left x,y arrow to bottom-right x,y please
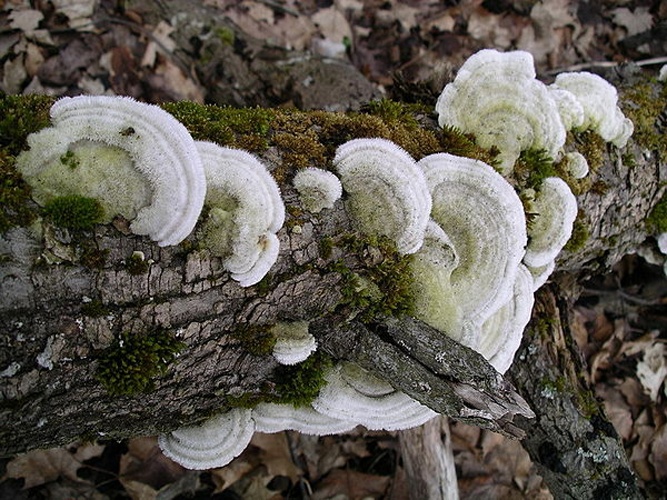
311,363 -> 437,431
293,167 -> 343,213
252,402 -> 358,435
435,49 -> 566,173
417,153 -> 528,332
271,321 -> 318,365
333,138 -> 431,255
551,71 -> 634,147
410,220 -> 465,341
158,408 -> 254,470
196,141 -> 285,287
17,95 -> 206,246
562,151 -> 590,179
523,177 -> 578,269
479,265 -> 535,374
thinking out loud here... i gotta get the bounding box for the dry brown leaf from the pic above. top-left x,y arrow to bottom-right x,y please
8,9 -> 43,33
4,447 -> 88,489
649,423 -> 667,480
312,468 -> 390,500
611,7 -> 654,37
636,341 -> 667,401
597,383 -> 634,441
250,432 -> 302,482
150,58 -> 205,103
210,456 -> 255,492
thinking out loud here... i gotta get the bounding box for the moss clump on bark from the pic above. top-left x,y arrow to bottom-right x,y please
231,324 -> 277,356
646,192 -> 667,233
42,195 -> 104,230
273,351 -> 332,407
95,330 -> 185,396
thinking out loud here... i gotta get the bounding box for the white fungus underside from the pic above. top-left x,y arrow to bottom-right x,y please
158,408 -> 254,470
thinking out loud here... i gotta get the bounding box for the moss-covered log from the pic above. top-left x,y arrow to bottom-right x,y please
1,2 -> 666,496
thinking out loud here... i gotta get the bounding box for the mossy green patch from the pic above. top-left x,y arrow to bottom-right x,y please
570,130 -> 606,173
514,148 -> 557,190
646,192 -> 667,234
81,298 -> 110,317
96,330 -> 185,396
231,324 -> 277,356
161,101 -> 275,152
125,251 -> 149,275
621,81 -> 667,160
0,94 -> 52,155
331,234 -> 416,321
438,125 -> 500,166
0,150 -> 36,232
563,211 -> 590,253
273,351 -> 332,407
42,195 -> 104,230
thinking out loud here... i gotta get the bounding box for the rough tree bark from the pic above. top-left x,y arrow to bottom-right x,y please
1,2 -> 665,499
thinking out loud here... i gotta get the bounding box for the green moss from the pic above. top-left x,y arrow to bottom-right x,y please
621,81 -> 667,160
231,324 -> 277,356
646,192 -> 667,233
80,244 -> 109,269
514,148 -> 557,190
215,26 -> 235,46
42,195 -> 104,230
571,130 -> 606,172
81,298 -> 110,318
0,150 -> 36,232
563,211 -> 590,252
332,234 -> 416,321
273,351 -> 332,407
96,330 -> 185,396
161,101 -> 275,151
60,150 -> 80,169
438,125 -> 500,166
319,236 -> 334,260
0,94 -> 52,155
125,251 -> 149,275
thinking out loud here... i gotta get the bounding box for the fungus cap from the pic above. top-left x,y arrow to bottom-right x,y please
158,408 -> 254,470
479,265 -> 535,374
417,153 -> 527,326
293,167 -> 343,213
311,363 -> 437,431
562,151 -> 589,179
333,138 -> 431,255
196,141 -> 284,286
18,95 -> 206,246
552,72 -> 634,147
435,49 -> 566,173
271,321 -> 318,365
522,177 -> 578,269
252,402 -> 357,435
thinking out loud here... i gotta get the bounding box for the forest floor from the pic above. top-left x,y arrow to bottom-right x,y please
1,0 -> 667,498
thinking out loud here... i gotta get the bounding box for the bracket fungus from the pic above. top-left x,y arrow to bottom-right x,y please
293,167 -> 343,213
417,153 -> 527,334
523,177 -> 578,269
435,49 -> 566,173
252,402 -> 357,435
271,321 -> 318,365
158,408 -> 254,470
551,71 -> 634,147
311,363 -> 437,431
196,141 -> 285,287
333,138 -> 431,255
17,95 -> 206,246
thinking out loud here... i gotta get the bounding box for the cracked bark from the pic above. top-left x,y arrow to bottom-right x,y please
1,2 -> 665,497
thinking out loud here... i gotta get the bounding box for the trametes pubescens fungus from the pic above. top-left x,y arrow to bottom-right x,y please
270,321 -> 317,365
13,47 -> 635,471
17,95 -> 206,246
436,49 -> 566,174
292,167 -> 343,213
551,71 -> 634,148
196,141 -> 285,287
158,408 -> 254,470
333,137 -> 431,255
